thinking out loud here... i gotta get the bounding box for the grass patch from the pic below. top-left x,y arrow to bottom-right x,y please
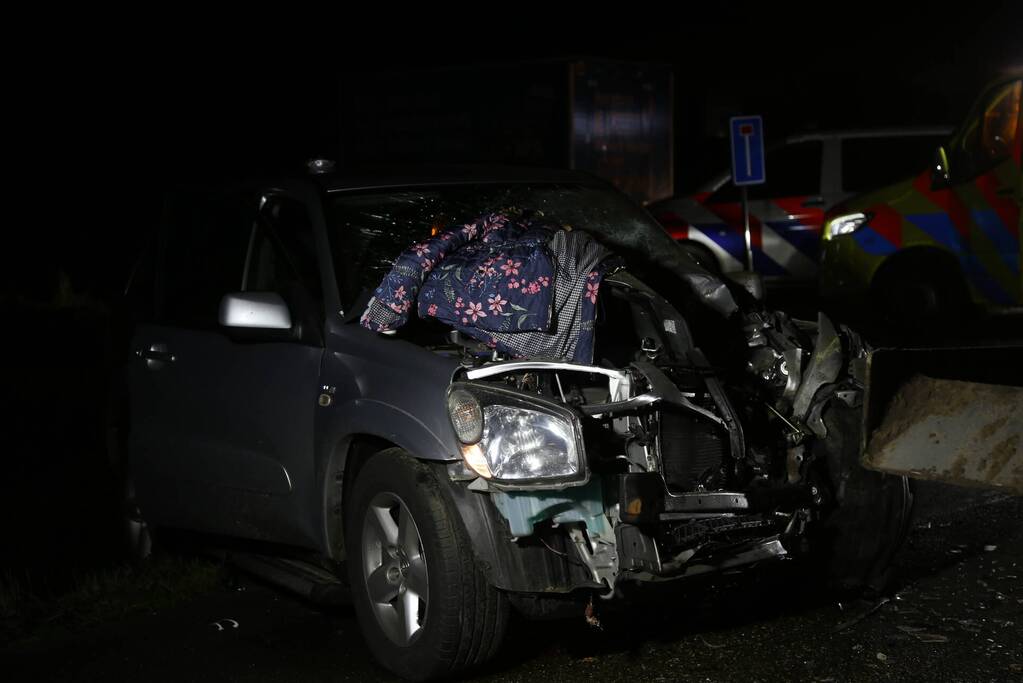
0,555 -> 222,646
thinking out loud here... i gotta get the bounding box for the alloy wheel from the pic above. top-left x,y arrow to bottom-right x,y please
361,492 -> 429,646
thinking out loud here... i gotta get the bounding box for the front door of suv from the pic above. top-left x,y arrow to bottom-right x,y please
130,189 -> 325,547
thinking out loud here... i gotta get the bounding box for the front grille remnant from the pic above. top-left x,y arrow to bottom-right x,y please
659,398 -> 728,493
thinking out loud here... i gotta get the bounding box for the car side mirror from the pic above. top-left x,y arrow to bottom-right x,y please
931,146 -> 951,189
219,292 -> 292,329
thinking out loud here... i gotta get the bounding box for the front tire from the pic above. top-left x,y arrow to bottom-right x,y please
808,400 -> 913,594
122,472 -> 154,564
110,416 -> 154,565
346,449 -> 508,681
871,254 -> 970,341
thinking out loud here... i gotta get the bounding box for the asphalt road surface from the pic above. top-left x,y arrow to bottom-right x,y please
5,483 -> 1021,683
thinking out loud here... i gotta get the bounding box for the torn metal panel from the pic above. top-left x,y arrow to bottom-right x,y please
676,537 -> 787,578
863,374 -> 1023,493
583,213 -> 739,318
567,526 -> 619,590
791,313 -> 843,421
465,360 -> 627,382
583,361 -> 724,424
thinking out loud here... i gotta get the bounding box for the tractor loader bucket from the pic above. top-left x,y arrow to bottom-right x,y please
861,347 -> 1023,494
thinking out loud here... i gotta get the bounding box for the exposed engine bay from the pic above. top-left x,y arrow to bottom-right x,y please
435,268 -> 871,595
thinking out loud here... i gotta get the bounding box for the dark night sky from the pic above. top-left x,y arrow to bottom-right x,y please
13,10 -> 1023,299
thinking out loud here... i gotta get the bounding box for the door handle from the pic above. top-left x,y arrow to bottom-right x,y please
994,186 -> 1013,196
136,345 -> 176,364
801,197 -> 825,208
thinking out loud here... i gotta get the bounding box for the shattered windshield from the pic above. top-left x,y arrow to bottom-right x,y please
326,183 -> 737,317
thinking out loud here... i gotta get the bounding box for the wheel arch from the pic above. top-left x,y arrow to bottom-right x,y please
323,434 -> 395,561
325,437 -> 454,565
319,419 -> 596,595
318,396 -> 461,558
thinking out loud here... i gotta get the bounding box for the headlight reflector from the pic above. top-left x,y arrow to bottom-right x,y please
447,383 -> 586,486
823,211 -> 871,240
481,405 -> 579,481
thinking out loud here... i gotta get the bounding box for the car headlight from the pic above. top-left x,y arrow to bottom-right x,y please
823,211 -> 872,240
447,383 -> 586,487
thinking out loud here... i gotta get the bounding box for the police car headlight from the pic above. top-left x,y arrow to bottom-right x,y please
447,383 -> 586,487
823,212 -> 872,240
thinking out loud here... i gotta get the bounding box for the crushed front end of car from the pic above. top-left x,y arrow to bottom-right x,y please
433,266 -> 898,601
343,182 -> 913,611
338,186 -> 916,678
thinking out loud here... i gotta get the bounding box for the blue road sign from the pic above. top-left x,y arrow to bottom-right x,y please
730,115 -> 766,186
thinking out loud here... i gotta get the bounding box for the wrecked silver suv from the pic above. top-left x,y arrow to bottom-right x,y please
124,167 -> 911,681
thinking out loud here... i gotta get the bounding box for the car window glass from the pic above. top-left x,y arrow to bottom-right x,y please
325,183 -> 728,316
952,80 -> 1021,180
707,140 -> 822,203
328,192 -> 450,305
251,197 -> 323,306
981,81 -> 1021,160
244,202 -> 323,333
246,227 -> 291,293
841,135 -> 947,193
158,191 -> 255,329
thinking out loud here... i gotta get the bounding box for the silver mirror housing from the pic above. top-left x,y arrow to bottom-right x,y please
218,292 -> 292,329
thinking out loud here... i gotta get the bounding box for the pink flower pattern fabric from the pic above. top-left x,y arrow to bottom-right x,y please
415,214 -> 556,334
361,212 -> 611,363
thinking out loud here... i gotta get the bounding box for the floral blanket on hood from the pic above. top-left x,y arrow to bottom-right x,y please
360,212 -> 611,363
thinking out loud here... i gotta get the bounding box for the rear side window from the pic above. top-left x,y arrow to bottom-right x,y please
841,135 -> 946,193
158,191 -> 256,329
707,140 -> 822,203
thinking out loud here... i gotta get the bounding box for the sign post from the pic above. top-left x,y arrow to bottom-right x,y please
729,115 -> 766,272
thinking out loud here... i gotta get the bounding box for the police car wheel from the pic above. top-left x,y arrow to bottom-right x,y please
873,258 -> 968,337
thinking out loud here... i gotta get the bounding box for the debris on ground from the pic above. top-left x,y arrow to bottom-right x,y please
895,624 -> 949,642
209,618 -> 238,631
584,597 -> 601,630
698,635 -> 725,649
833,597 -> 890,632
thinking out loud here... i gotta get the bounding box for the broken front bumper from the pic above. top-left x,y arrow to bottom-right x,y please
445,466 -> 802,595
